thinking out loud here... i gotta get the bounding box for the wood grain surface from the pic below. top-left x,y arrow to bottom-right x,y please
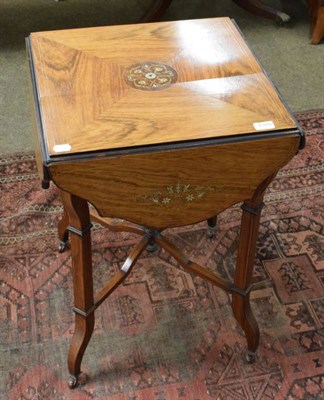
50,135 -> 300,229
29,17 -> 297,156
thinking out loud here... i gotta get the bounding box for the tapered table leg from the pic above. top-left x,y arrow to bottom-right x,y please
58,203 -> 69,252
60,191 -> 95,388
232,201 -> 262,361
141,0 -> 173,22
310,5 -> 324,44
232,0 -> 290,24
231,175 -> 274,361
207,215 -> 217,238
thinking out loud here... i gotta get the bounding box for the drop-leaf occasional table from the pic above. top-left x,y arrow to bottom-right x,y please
27,17 -> 304,388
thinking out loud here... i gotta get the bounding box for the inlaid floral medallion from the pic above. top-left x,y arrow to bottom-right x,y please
134,182 -> 220,207
124,62 -> 178,90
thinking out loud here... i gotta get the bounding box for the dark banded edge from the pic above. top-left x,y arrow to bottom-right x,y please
67,223 -> 93,237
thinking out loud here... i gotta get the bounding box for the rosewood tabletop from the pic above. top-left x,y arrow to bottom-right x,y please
27,17 -> 304,387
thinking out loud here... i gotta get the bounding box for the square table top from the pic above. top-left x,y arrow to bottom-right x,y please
28,17 -> 297,158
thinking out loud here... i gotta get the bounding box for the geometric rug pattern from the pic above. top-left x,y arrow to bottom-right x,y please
0,110 -> 323,399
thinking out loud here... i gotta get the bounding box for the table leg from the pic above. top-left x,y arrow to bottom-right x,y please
58,205 -> 69,252
207,215 -> 217,238
140,0 -> 173,22
232,0 -> 290,24
310,5 -> 324,44
231,175 -> 274,361
60,191 -> 95,388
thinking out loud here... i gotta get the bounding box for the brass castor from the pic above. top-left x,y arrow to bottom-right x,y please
67,374 -> 78,388
58,240 -> 68,253
246,350 -> 256,363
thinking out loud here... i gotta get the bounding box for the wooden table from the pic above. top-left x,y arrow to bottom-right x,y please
142,0 -> 290,24
27,17 -> 304,388
53,0 -> 290,24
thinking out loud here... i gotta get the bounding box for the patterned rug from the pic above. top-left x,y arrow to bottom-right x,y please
0,110 -> 323,400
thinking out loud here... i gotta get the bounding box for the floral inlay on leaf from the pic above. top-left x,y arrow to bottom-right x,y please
124,62 -> 178,91
134,182 -> 221,207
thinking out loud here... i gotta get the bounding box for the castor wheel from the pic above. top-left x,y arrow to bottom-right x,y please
246,350 -> 256,363
67,374 -> 78,388
58,240 -> 68,253
147,241 -> 158,252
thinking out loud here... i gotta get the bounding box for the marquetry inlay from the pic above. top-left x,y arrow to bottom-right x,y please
134,182 -> 220,207
29,18 -> 297,156
124,62 -> 178,91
